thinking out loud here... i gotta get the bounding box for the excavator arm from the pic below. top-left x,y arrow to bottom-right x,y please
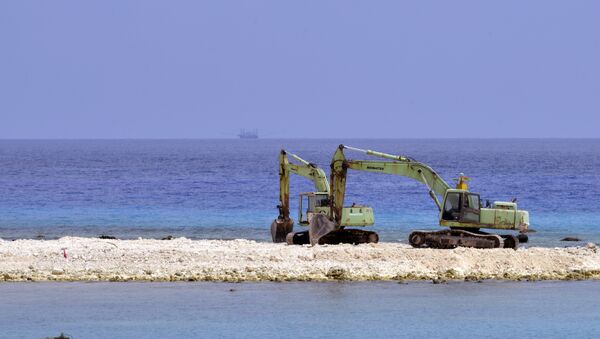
330,144 -> 450,224
330,144 -> 529,249
272,150 -> 329,242
278,150 -> 329,219
273,144 -> 528,248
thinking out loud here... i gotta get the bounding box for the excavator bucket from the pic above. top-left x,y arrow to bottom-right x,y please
309,214 -> 340,245
271,218 -> 293,243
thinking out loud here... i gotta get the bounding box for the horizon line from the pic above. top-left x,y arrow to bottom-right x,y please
1,137 -> 599,141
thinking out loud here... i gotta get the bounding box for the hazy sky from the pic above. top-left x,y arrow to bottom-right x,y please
1,1 -> 598,138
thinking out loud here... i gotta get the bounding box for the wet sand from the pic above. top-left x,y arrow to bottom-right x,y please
1,237 -> 599,282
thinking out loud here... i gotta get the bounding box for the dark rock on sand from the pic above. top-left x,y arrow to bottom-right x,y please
517,233 -> 529,243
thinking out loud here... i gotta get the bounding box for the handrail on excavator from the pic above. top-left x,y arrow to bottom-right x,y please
343,145 -> 410,162
288,152 -> 311,166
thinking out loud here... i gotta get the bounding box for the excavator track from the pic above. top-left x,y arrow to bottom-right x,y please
318,229 -> 379,245
286,229 -> 379,245
409,229 -> 519,249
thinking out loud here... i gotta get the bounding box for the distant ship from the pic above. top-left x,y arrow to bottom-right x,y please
238,129 -> 258,139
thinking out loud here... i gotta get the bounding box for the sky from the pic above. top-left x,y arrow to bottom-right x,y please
1,1 -> 598,138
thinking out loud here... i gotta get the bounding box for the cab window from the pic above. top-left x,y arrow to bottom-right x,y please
466,194 -> 480,209
314,194 -> 329,207
307,195 -> 316,212
444,192 -> 460,212
443,192 -> 480,221
443,192 -> 461,220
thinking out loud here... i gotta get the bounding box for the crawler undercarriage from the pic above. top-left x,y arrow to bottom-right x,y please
273,214 -> 527,249
285,228 -> 379,245
273,214 -> 378,245
271,146 -> 531,249
409,228 -> 524,250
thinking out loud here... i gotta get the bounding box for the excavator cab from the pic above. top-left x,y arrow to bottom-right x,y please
441,190 -> 481,224
298,192 -> 330,226
440,188 -> 529,233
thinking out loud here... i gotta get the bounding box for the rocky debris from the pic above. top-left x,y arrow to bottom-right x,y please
517,233 -> 529,243
98,235 -> 117,240
45,333 -> 71,339
561,237 -> 581,242
0,237 -> 599,282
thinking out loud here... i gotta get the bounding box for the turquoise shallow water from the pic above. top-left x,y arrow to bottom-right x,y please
1,139 -> 599,246
2,281 -> 600,338
2,141 -> 599,337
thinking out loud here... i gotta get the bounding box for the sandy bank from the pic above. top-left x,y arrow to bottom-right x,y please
1,237 -> 599,282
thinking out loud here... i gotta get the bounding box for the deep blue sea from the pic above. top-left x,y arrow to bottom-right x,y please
1,139 -> 599,246
2,139 -> 600,339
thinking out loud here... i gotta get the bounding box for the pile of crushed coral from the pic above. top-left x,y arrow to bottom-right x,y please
1,237 -> 599,282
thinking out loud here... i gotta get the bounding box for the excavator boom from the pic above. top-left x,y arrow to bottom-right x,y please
272,144 -> 529,249
271,150 -> 329,242
330,144 -> 529,249
271,149 -> 378,245
277,150 -> 329,218
331,145 -> 449,224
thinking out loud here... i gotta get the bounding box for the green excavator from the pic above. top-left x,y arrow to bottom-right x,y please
330,145 -> 530,249
270,150 -> 378,245
271,145 -> 530,249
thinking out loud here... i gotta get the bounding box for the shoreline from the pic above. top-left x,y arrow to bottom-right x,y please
1,237 -> 599,282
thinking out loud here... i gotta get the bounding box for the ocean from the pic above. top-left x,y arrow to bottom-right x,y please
2,281 -> 600,338
1,139 -> 599,246
2,139 -> 600,338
